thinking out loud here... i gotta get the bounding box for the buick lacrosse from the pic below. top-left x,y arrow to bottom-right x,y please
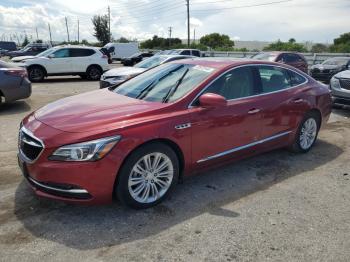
18,58 -> 332,209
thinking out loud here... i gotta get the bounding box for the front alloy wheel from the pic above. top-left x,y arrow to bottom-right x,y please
116,143 -> 179,209
128,153 -> 174,204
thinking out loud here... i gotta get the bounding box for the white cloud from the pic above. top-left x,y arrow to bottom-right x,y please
0,0 -> 349,44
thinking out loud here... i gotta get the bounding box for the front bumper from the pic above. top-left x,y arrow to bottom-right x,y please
310,72 -> 334,83
17,120 -> 127,205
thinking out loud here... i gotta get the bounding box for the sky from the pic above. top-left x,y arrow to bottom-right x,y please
0,0 -> 349,44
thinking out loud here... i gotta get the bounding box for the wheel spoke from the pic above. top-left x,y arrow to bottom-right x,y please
133,182 -> 146,196
155,178 -> 169,189
133,163 -> 147,176
143,155 -> 152,171
129,176 -> 144,186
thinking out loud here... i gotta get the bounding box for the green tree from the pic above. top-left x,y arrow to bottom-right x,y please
329,32 -> 350,53
199,33 -> 234,49
116,37 -> 130,43
22,35 -> 29,47
140,35 -> 183,49
81,39 -> 89,45
263,39 -> 307,52
310,43 -> 329,53
92,15 -> 111,45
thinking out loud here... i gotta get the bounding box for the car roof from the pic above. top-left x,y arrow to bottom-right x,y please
54,45 -> 99,50
171,57 -> 294,70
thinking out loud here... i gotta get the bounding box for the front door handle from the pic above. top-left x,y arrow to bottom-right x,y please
248,108 -> 261,114
293,98 -> 303,103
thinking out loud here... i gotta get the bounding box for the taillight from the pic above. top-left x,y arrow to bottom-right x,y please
3,68 -> 27,78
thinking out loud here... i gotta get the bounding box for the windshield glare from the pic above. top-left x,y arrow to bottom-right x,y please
134,56 -> 168,69
322,58 -> 349,66
113,63 -> 214,103
252,53 -> 277,62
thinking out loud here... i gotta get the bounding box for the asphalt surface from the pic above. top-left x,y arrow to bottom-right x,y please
0,73 -> 350,261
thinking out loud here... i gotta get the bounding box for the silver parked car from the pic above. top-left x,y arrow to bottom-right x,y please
330,68 -> 350,106
100,55 -> 194,88
0,60 -> 31,104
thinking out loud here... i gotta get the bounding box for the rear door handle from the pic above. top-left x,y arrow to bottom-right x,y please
293,98 -> 303,103
248,108 -> 261,114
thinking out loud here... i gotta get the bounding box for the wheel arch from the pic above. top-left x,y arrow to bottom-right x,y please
27,64 -> 47,76
307,108 -> 322,128
112,138 -> 185,199
86,64 -> 103,73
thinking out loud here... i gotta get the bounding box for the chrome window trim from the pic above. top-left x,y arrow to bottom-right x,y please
27,176 -> 89,194
188,63 -> 309,108
197,130 -> 292,163
19,126 -> 45,164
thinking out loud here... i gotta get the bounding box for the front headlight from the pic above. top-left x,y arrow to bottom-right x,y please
49,135 -> 121,162
330,77 -> 341,90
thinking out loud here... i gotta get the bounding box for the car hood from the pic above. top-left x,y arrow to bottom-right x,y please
311,64 -> 340,70
11,56 -> 36,62
334,70 -> 350,79
102,67 -> 146,78
34,89 -> 167,133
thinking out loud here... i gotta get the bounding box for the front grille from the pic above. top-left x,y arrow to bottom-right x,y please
19,127 -> 44,162
339,79 -> 350,90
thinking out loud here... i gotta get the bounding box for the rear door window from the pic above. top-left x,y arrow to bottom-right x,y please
181,50 -> 191,55
257,66 -> 292,93
70,48 -> 95,57
192,50 -> 200,57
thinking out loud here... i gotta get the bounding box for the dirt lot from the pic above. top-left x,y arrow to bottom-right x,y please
0,76 -> 350,262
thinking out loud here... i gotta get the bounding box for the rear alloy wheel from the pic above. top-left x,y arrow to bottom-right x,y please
116,143 -> 179,209
86,66 -> 102,81
28,66 -> 45,82
290,113 -> 320,153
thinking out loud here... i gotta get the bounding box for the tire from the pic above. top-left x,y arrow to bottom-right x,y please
28,66 -> 45,82
116,142 -> 179,209
0,95 -> 4,104
289,112 -> 320,153
86,66 -> 102,81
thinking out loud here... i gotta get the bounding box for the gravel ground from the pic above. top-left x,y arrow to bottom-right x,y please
0,76 -> 350,262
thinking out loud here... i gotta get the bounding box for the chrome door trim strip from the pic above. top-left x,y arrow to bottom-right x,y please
188,63 -> 309,109
197,130 -> 291,163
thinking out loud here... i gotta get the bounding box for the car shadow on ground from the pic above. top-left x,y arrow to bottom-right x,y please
11,139 -> 342,250
37,77 -> 94,83
0,101 -> 31,115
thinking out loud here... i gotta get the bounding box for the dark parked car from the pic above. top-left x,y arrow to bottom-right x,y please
121,52 -> 154,66
7,44 -> 50,59
310,57 -> 350,83
330,69 -> 350,106
169,49 -> 201,57
0,41 -> 17,51
252,52 -> 308,73
0,48 -> 8,56
19,59 -> 331,208
0,60 -> 31,104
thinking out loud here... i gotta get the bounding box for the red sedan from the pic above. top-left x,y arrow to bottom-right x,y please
18,59 -> 332,209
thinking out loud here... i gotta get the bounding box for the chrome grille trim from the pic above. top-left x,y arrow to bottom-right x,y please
19,126 -> 45,164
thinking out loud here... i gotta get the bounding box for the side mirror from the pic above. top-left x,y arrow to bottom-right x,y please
199,93 -> 227,108
48,54 -> 55,58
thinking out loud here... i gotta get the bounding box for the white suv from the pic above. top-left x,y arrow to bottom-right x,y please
20,46 -> 109,82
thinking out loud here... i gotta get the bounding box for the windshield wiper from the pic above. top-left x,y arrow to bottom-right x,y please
137,65 -> 184,100
162,68 -> 189,103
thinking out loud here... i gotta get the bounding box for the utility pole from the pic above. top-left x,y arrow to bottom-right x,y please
65,17 -> 70,43
77,19 -> 80,44
108,6 -> 111,42
36,27 -> 39,40
193,28 -> 195,44
186,0 -> 190,47
168,26 -> 172,47
48,23 -> 52,45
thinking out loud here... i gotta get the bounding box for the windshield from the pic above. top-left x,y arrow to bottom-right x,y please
252,53 -> 278,62
134,56 -> 168,69
36,48 -> 55,57
322,58 -> 349,66
113,63 -> 214,103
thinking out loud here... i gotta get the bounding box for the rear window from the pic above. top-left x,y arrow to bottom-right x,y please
70,48 -> 95,57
